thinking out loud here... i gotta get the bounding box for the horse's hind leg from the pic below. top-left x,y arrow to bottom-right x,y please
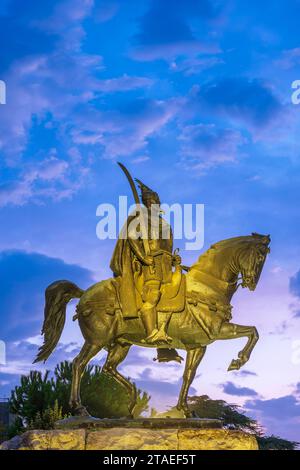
102,343 -> 137,418
177,346 -> 206,417
70,341 -> 102,416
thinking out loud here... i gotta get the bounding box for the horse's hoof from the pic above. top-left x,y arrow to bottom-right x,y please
176,406 -> 193,418
227,359 -> 241,371
73,405 -> 90,417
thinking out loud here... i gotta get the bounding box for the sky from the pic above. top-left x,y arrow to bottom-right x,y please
0,0 -> 300,442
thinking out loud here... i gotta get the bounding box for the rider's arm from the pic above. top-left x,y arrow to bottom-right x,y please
126,216 -> 152,265
128,236 -> 149,265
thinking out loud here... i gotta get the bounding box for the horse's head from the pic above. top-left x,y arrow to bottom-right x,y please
238,233 -> 271,291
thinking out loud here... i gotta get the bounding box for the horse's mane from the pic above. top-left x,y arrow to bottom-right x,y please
190,233 -> 269,269
210,235 -> 254,250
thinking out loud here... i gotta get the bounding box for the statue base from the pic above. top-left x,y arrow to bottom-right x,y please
0,417 -> 258,450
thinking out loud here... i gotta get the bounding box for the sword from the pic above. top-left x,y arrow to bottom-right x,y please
117,162 -> 154,273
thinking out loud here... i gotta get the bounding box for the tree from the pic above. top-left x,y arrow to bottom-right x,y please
9,361 -> 150,434
187,395 -> 299,450
188,395 -> 260,433
257,435 -> 299,451
10,370 -> 55,425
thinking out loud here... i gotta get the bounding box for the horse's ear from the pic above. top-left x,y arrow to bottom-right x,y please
251,232 -> 262,239
251,233 -> 271,245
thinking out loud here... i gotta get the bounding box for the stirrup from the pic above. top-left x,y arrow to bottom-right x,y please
154,348 -> 184,363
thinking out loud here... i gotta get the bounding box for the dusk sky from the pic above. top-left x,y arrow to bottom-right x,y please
0,0 -> 300,442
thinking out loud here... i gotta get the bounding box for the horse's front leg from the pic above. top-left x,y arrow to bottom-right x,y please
177,346 -> 206,417
217,323 -> 259,371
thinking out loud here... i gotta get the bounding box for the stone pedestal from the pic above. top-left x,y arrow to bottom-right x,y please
0,418 -> 258,450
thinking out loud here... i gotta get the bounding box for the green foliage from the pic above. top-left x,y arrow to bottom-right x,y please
257,435 -> 299,450
9,361 -> 150,431
10,370 -> 55,424
7,417 -> 24,440
28,400 -> 66,431
0,421 -> 8,443
188,395 -> 260,433
188,395 -> 299,450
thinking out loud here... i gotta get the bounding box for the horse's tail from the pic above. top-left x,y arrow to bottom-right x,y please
33,280 -> 84,364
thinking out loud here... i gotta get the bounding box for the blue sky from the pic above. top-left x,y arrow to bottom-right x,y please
0,0 -> 300,442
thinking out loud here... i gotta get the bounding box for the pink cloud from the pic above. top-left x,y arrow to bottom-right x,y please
96,74 -> 154,92
130,41 -> 220,62
275,48 -> 300,70
0,156 -> 74,207
72,98 -> 180,158
178,123 -> 246,171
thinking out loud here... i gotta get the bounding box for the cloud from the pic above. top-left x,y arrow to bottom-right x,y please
245,393 -> 300,441
275,48 -> 300,70
289,270 -> 300,317
170,56 -> 223,76
268,320 -> 290,335
233,370 -> 258,378
0,339 -> 81,398
0,0 -> 59,71
5,340 -> 80,375
96,75 -> 154,93
190,78 -> 282,128
0,0 -> 99,205
131,155 -> 150,164
135,367 -> 197,399
178,123 -> 245,171
34,0 -> 94,49
0,371 -> 21,398
0,1 -> 175,206
0,45 -> 103,161
130,0 -> 221,61
94,1 -> 120,23
72,97 -> 179,158
290,269 -> 300,298
0,250 -> 94,342
221,381 -> 259,397
0,156 -> 76,207
245,395 -> 300,420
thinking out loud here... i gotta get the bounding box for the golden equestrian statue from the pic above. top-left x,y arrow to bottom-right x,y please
34,163 -> 270,418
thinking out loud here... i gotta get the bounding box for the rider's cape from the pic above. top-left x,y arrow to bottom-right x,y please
110,215 -> 140,318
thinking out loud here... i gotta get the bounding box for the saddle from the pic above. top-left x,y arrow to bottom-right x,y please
134,268 -> 186,314
76,270 -> 186,321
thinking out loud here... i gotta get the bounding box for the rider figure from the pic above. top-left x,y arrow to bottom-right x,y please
133,179 -> 181,345
110,176 -> 183,360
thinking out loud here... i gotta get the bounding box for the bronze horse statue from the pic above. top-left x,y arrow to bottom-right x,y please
34,233 -> 270,418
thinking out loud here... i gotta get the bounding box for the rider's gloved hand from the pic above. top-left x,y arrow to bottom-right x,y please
172,254 -> 182,266
144,255 -> 154,266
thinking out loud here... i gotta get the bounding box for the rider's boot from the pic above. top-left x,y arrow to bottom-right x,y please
141,308 -> 172,345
